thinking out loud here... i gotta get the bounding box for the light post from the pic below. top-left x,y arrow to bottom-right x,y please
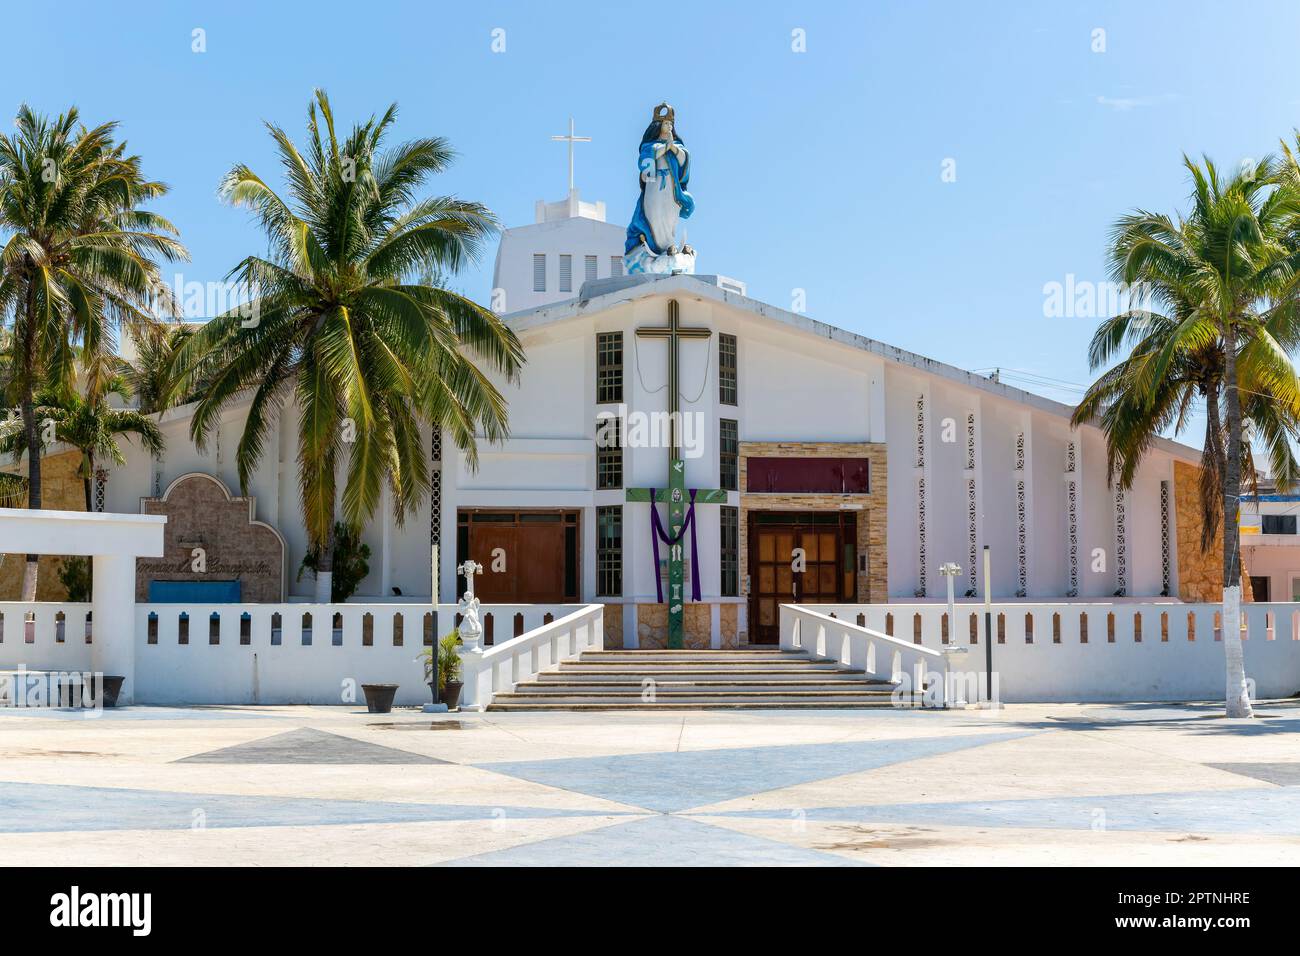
938,562 -> 967,707
981,545 -> 999,708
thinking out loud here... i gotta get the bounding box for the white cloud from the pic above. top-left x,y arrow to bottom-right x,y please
1095,93 -> 1177,111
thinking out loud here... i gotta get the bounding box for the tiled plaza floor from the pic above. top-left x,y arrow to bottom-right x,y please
1,701 -> 1298,866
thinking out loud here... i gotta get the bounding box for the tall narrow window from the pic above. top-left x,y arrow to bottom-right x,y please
719,333 -> 738,405
610,255 -> 623,277
532,254 -> 546,292
585,255 -> 598,284
597,415 -> 623,490
597,505 -> 622,596
559,254 -> 572,293
720,505 -> 739,596
720,418 -> 739,491
597,331 -> 623,403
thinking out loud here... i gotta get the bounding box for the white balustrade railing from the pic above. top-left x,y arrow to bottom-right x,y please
0,602 -> 95,672
459,604 -> 604,711
0,600 -> 591,706
780,604 -> 947,706
799,601 -> 1300,702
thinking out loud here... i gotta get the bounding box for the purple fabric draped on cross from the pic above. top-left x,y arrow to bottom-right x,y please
648,488 -> 703,603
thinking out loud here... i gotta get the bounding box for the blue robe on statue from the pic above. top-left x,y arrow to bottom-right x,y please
625,138 -> 695,255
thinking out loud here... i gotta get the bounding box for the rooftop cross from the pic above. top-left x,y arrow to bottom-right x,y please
551,116 -> 591,192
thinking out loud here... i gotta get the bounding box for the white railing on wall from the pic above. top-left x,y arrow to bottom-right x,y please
780,604 -> 946,706
801,601 -> 1300,702
0,601 -> 590,706
0,602 -> 95,673
460,604 -> 604,711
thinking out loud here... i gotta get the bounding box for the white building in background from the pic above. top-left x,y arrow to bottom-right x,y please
1240,487 -> 1300,602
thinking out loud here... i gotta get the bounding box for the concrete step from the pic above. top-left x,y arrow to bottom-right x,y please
485,700 -> 899,711
579,651 -> 804,662
519,680 -> 891,692
488,648 -> 895,711
561,659 -> 860,669
548,671 -> 863,686
506,686 -> 894,697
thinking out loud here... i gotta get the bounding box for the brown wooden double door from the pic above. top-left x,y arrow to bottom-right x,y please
748,512 -> 856,645
456,510 -> 580,604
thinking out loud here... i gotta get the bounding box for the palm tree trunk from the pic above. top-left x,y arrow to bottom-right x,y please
1221,315 -> 1253,718
314,523 -> 335,603
83,451 -> 94,513
19,395 -> 41,601
18,279 -> 41,602
1200,386 -> 1225,550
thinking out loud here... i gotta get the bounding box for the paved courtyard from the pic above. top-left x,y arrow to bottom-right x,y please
1,701 -> 1298,866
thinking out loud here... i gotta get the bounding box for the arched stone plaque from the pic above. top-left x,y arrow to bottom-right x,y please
137,473 -> 285,602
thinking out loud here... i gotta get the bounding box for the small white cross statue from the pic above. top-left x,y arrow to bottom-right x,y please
456,560 -> 484,652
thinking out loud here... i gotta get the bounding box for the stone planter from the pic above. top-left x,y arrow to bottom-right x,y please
361,683 -> 399,714
440,680 -> 463,711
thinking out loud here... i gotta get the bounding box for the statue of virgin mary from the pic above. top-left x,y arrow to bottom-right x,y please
624,103 -> 696,275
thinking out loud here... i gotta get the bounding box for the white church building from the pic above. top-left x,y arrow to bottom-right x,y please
88,163 -> 1207,650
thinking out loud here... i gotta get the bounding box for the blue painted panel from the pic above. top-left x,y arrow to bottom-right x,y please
148,580 -> 241,603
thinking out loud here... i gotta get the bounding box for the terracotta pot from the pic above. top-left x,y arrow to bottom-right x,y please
361,683 -> 399,714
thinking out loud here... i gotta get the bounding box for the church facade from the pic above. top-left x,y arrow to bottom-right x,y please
54,106 -> 1217,648
80,177 -> 1206,649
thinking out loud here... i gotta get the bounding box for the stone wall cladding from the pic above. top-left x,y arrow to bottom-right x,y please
138,474 -> 285,602
1173,460 -> 1222,603
0,450 -> 87,600
737,441 -> 888,643
602,603 -> 624,648
635,602 -> 713,649
719,603 -> 738,648
1172,460 -> 1255,602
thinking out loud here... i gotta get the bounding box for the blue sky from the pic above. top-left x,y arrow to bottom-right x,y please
5,0 -> 1300,422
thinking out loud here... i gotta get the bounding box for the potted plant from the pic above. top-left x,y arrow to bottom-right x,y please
297,522 -> 372,602
420,629 -> 464,710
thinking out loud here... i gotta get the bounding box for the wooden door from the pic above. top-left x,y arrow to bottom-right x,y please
748,513 -> 855,645
459,510 -> 578,605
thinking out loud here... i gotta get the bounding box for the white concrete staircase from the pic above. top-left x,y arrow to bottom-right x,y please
484,648 -> 897,710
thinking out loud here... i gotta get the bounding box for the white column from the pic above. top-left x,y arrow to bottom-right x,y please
91,553 -> 138,703
379,485 -> 393,596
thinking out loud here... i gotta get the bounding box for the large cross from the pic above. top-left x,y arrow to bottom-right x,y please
626,300 -> 727,649
551,116 -> 591,192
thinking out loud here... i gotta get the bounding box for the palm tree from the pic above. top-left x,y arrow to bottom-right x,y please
1073,294 -> 1300,555
179,91 -> 524,601
1075,156 -> 1300,718
0,379 -> 164,511
0,105 -> 186,598
124,323 -> 202,414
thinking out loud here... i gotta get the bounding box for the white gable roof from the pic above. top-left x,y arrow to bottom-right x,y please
502,272 -> 1203,463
